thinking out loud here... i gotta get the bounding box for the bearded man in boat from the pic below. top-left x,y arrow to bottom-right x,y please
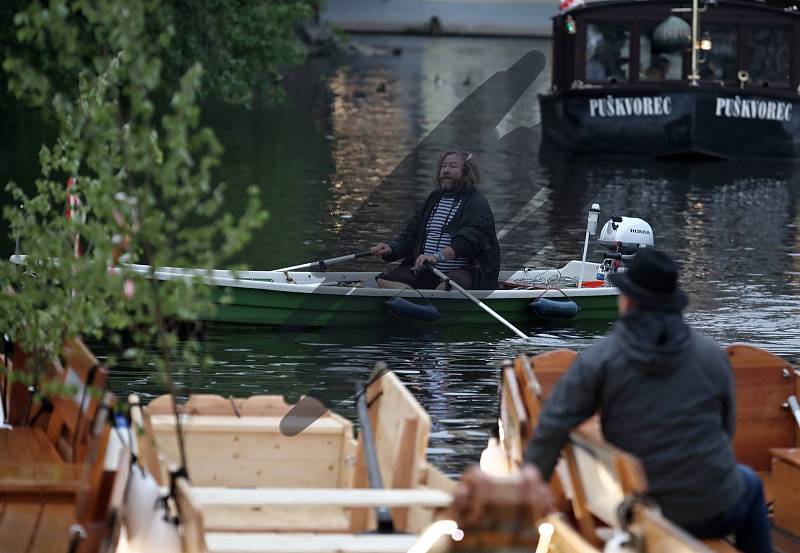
523,249 -> 771,553
370,150 -> 500,290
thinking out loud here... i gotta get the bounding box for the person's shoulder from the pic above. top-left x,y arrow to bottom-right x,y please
686,328 -> 731,370
464,189 -> 492,209
571,332 -> 618,371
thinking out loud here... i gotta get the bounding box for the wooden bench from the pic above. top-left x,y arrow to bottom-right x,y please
0,338 -> 118,553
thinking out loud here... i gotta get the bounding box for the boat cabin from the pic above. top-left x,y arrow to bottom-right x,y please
551,0 -> 800,92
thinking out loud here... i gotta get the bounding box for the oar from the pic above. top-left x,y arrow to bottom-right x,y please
420,262 -> 530,340
273,250 -> 372,272
356,362 -> 394,533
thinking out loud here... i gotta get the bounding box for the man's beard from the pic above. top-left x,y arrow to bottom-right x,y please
440,176 -> 464,191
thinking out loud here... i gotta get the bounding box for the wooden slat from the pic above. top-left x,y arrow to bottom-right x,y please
190,487 -> 452,508
500,364 -> 528,471
26,503 -> 74,553
174,477 -> 207,553
542,513 -> 601,553
632,505 -> 714,553
0,502 -> 41,553
0,428 -> 62,464
388,417 -> 419,529
204,532 -> 419,553
203,505 -> 351,533
0,463 -> 83,495
148,415 -> 346,434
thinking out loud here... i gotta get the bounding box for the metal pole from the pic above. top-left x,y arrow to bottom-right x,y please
428,265 -> 529,340
690,0 -> 700,86
578,227 -> 590,288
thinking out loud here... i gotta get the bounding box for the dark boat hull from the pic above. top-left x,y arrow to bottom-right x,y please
540,87 -> 800,159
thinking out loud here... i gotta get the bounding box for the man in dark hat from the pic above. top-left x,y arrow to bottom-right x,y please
523,249 -> 771,553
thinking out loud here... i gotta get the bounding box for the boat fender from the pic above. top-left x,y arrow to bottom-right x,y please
385,296 -> 442,322
530,297 -> 580,320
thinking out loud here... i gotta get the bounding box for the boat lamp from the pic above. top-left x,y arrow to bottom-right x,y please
565,15 -> 577,35
588,203 -> 601,235
700,32 -> 712,51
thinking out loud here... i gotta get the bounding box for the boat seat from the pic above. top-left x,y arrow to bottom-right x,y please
204,532 -> 419,553
174,477 -> 425,553
189,487 -> 452,508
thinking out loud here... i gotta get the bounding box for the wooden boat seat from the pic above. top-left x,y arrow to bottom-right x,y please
190,487 -> 451,533
727,344 -> 797,471
204,532 -> 419,553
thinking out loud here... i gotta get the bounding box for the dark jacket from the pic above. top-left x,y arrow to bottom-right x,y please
523,309 -> 743,526
384,189 -> 500,289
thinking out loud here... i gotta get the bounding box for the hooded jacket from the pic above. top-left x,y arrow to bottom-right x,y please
524,309 -> 743,526
384,189 -> 500,289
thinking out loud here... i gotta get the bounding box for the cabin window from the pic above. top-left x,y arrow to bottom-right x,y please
639,22 -> 684,81
699,25 -> 737,82
585,22 -> 631,82
745,26 -> 791,86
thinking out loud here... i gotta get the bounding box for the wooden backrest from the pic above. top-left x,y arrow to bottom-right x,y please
499,351 -> 576,473
526,349 -> 577,400
565,429 -> 648,541
145,398 -> 357,487
46,338 -> 108,463
726,344 -> 797,470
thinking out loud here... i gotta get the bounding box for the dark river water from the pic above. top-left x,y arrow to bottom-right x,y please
2,35 -> 800,476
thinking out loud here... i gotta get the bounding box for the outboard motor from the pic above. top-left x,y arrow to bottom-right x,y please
595,216 -> 654,282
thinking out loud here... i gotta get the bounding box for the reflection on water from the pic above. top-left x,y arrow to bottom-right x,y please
3,34 -> 800,475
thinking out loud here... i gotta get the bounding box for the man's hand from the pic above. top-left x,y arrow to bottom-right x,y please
450,464 -> 554,528
414,254 -> 438,269
370,243 -> 392,256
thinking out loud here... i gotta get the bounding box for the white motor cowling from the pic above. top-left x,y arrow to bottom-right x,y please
598,216 -> 654,254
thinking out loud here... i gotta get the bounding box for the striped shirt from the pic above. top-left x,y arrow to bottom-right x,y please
422,195 -> 469,271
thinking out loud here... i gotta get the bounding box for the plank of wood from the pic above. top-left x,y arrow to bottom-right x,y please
190,487 -> 452,508
389,417 -> 419,530
0,428 -> 62,464
634,506 -> 713,553
0,502 -> 41,553
772,447 -> 800,470
0,463 -> 84,495
203,505 -> 351,533
27,503 -> 74,553
148,415 -> 346,434
543,513 -> 601,553
204,532 -> 419,553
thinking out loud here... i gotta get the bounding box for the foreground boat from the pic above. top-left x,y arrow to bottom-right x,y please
127,370 -> 458,553
540,0 -> 800,159
494,347 -> 800,550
